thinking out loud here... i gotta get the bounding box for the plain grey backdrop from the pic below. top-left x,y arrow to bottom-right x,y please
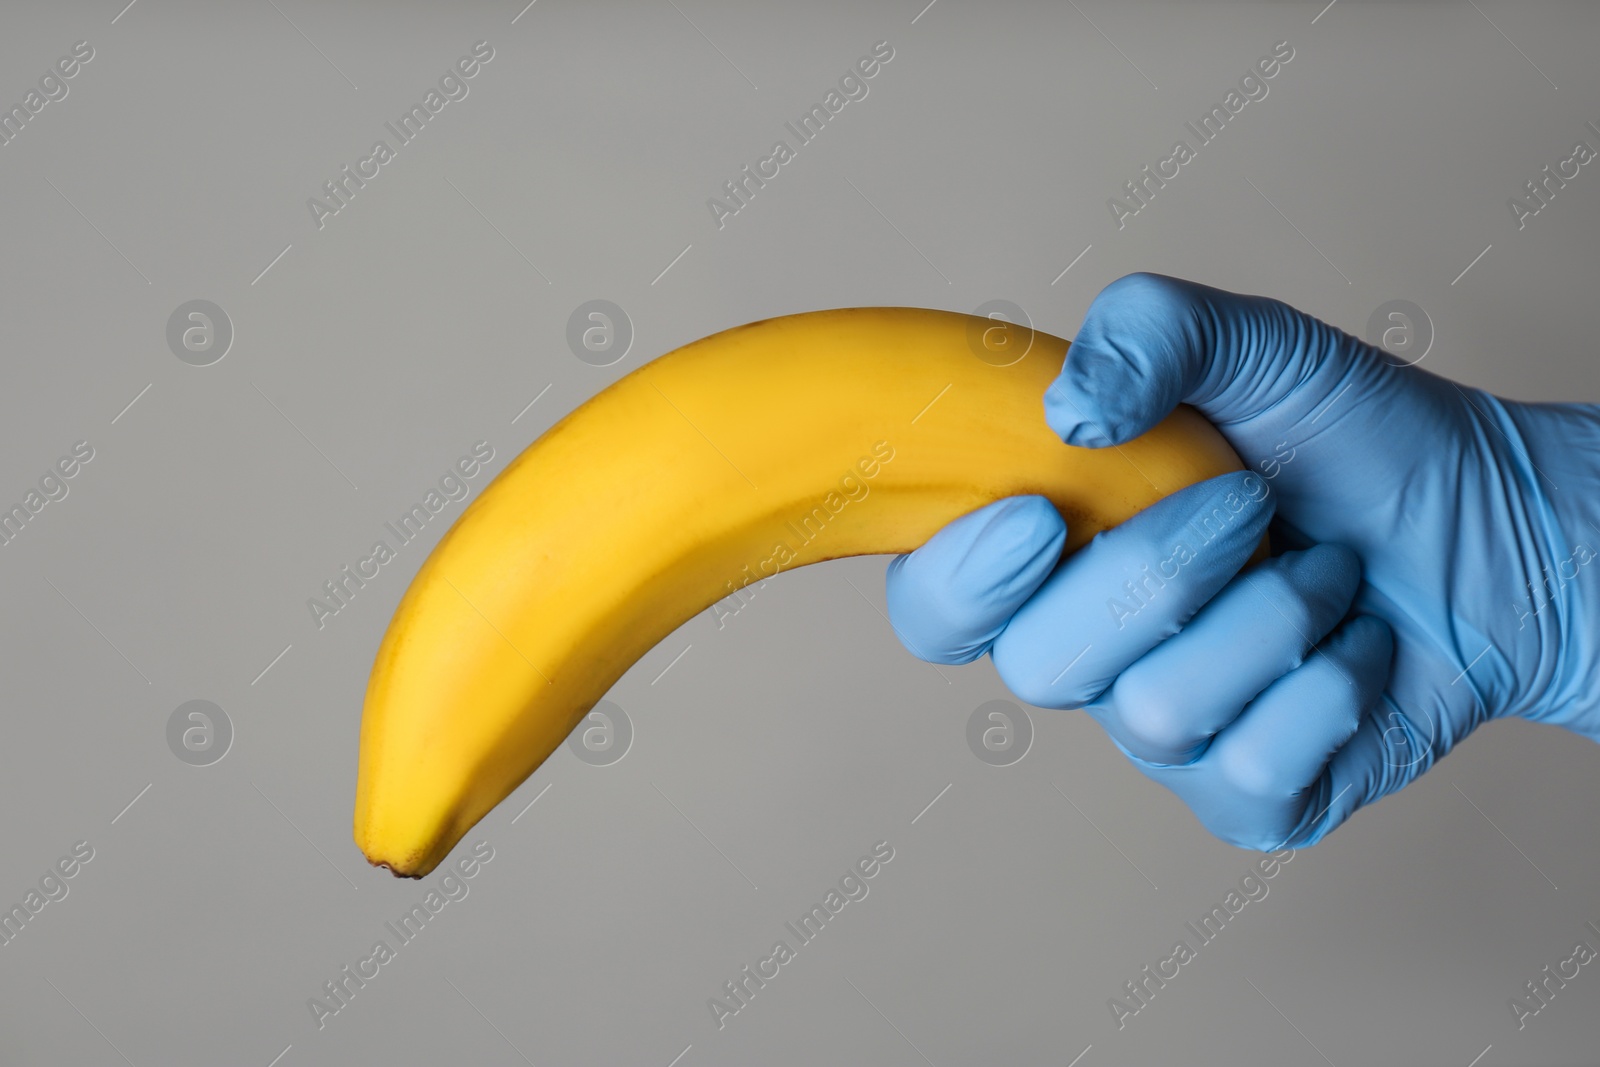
1,1 -> 1597,1064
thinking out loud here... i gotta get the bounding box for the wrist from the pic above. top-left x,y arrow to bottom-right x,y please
1502,398 -> 1600,738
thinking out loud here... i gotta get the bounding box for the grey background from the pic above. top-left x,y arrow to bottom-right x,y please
0,1 -> 1596,1064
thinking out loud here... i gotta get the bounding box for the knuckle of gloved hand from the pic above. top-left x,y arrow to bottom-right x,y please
1342,614 -> 1396,673
1248,568 -> 1320,654
1290,545 -> 1362,622
1327,683 -> 1367,746
1216,742 -> 1298,802
1311,634 -> 1387,732
890,619 -> 970,666
993,643 -> 1083,710
997,663 -> 1062,710
914,594 -> 985,662
886,570 -> 971,664
1098,271 -> 1190,318
1211,821 -> 1288,853
1109,671 -> 1207,763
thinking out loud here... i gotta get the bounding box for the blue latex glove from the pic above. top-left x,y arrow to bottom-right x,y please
887,273 -> 1600,850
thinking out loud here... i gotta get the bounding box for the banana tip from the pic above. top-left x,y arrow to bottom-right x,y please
365,855 -> 429,880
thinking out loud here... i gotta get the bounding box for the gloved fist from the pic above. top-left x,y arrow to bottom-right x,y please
887,273 -> 1600,850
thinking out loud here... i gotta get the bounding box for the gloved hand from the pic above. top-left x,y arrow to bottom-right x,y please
887,273 -> 1600,850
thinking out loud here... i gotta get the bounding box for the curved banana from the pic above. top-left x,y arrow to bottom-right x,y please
355,308 -> 1249,877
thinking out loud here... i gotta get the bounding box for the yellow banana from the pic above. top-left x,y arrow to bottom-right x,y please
355,307 -> 1249,877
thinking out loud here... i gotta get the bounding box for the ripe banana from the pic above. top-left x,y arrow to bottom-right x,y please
355,307 -> 1250,877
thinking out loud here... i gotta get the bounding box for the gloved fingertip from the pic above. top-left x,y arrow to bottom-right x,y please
1062,422 -> 1113,449
885,496 -> 1067,664
1187,468 -> 1276,537
1139,470 -> 1275,589
1333,613 -> 1397,676
926,496 -> 1066,614
1049,272 -> 1213,446
970,495 -> 1067,566
1293,541 -> 1362,604
1046,343 -> 1171,448
1045,363 -> 1114,447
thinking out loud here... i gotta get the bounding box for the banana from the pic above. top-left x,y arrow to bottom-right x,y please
355,307 -> 1249,877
